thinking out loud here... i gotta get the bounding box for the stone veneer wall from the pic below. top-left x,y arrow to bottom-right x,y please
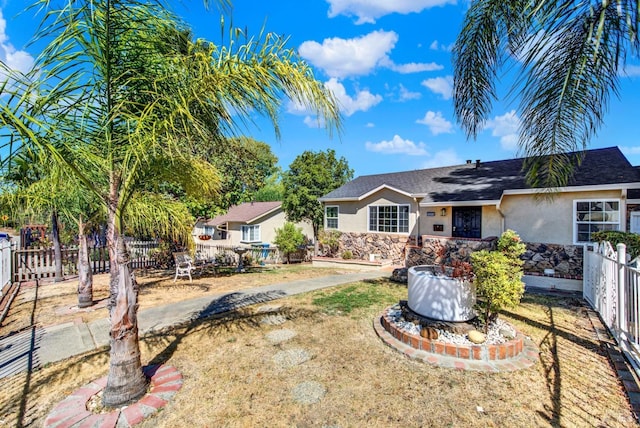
319,232 -> 409,265
406,236 -> 496,267
329,232 -> 584,277
522,242 -> 583,277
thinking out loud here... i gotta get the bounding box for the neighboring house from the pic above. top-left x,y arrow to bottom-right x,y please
193,201 -> 313,247
319,146 -> 640,282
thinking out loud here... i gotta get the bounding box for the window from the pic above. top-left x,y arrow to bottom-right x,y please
325,206 -> 339,229
241,225 -> 260,243
368,205 -> 409,233
203,226 -> 214,236
575,199 -> 620,243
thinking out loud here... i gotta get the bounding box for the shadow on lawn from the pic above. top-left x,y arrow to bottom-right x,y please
503,293 -> 614,426
144,289 -> 318,368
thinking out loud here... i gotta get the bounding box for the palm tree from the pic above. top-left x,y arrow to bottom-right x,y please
0,0 -> 340,408
453,0 -> 639,189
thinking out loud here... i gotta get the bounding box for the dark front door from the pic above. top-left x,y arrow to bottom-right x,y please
452,207 -> 481,239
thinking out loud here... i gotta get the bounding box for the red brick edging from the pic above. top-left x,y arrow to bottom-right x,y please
44,364 -> 182,428
374,309 -> 539,372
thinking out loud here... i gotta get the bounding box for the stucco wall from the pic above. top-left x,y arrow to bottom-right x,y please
328,189 -> 418,236
418,205 -> 502,239
499,189 -> 624,245
193,211 -> 313,247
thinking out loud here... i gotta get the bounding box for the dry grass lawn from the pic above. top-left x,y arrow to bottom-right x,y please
0,268 -> 637,427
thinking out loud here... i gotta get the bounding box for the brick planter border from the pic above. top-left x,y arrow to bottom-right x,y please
44,364 -> 182,428
374,308 -> 539,372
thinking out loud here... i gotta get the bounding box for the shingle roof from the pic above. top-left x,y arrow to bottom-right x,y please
320,147 -> 640,203
205,201 -> 281,226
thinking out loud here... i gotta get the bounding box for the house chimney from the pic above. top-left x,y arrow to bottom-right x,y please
466,160 -> 472,164
475,159 -> 481,168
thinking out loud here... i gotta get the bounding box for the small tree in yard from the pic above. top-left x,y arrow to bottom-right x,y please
471,230 -> 526,332
274,222 -> 305,264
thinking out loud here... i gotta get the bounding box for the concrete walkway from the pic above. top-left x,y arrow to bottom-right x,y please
0,270 -> 388,379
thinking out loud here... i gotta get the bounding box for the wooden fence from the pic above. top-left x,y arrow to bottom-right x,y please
12,240 -> 159,282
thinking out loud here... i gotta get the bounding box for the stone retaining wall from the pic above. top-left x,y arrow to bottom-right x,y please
329,232 -> 584,277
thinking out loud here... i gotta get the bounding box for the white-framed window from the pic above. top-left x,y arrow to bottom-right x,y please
368,204 -> 410,233
204,225 -> 214,236
574,199 -> 620,243
325,206 -> 339,229
241,225 -> 260,243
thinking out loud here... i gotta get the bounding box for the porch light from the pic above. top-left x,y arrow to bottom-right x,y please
440,208 -> 447,216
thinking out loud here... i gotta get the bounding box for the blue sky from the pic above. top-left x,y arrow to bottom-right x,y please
1,0 -> 640,177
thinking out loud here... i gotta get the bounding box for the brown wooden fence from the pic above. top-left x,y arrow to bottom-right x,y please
12,240 -> 159,282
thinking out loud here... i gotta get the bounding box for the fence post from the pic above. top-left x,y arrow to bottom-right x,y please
618,243 -> 627,333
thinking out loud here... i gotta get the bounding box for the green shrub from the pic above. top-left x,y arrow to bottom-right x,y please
318,230 -> 341,257
591,230 -> 640,258
471,230 -> 525,331
342,250 -> 353,259
274,222 -> 305,264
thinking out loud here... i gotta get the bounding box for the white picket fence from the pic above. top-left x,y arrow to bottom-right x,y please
0,239 -> 11,296
584,241 -> 640,371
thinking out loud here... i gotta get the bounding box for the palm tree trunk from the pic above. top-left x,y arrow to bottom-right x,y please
102,196 -> 147,408
77,218 -> 93,308
52,210 -> 64,282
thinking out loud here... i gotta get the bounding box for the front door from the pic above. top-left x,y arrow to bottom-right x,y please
452,207 -> 482,239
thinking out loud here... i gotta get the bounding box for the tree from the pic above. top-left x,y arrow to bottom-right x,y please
253,170 -> 285,202
282,149 -> 353,246
0,0 -> 340,408
452,0 -> 638,189
273,222 -> 305,264
206,137 -> 279,209
471,230 -> 526,332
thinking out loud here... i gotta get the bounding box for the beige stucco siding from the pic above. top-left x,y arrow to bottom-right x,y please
417,205 -> 502,238
193,210 -> 313,246
249,211 -> 313,244
328,189 -> 418,235
499,190 -> 624,245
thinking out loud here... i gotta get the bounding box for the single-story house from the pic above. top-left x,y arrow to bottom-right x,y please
318,146 -> 640,288
193,201 -> 313,247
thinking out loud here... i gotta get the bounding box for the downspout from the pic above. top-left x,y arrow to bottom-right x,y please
496,193 -> 506,234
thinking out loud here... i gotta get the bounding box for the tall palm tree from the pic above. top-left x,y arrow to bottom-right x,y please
0,0 -> 340,408
453,0 -> 639,189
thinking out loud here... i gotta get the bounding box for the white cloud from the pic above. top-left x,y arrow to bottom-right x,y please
384,59 -> 443,74
620,146 -> 640,155
326,0 -> 457,25
299,30 -> 442,78
365,122 -> 375,128
303,115 -> 325,128
0,10 -> 34,76
421,148 -> 462,168
398,84 -> 421,101
429,40 -> 453,51
324,78 -> 382,116
621,64 -> 640,77
365,134 -> 428,156
484,110 -> 521,150
421,75 -> 453,99
416,111 -> 454,135
299,30 -> 398,78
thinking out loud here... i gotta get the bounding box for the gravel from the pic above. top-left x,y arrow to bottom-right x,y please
272,348 -> 312,369
291,381 -> 326,404
386,305 -> 517,346
265,329 -> 297,344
